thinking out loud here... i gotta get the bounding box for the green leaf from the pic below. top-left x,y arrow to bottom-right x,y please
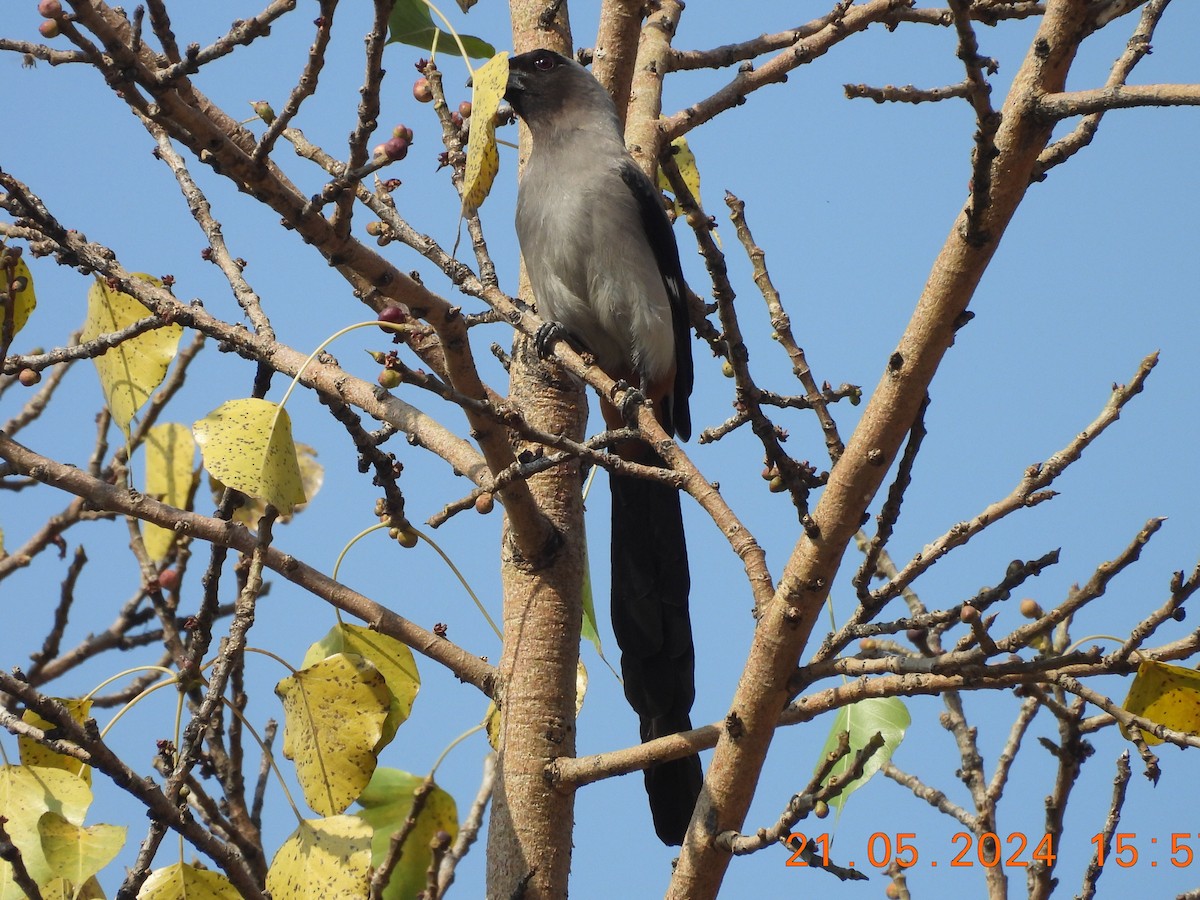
355,769 -> 458,900
386,0 -> 494,58
814,696 -> 910,810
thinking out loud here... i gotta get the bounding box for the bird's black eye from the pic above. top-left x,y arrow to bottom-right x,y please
533,52 -> 556,71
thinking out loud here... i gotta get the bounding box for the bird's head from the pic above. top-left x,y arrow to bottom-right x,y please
505,48 -> 620,139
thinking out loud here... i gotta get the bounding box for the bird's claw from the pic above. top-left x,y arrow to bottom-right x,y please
613,381 -> 646,425
534,320 -> 569,360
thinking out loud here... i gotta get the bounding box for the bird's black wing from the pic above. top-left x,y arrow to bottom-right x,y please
618,160 -> 693,441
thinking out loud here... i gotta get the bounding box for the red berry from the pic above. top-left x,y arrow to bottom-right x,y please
38,0 -> 62,17
158,568 -> 181,591
413,77 -> 433,103
377,305 -> 408,325
458,101 -> 472,119
38,18 -> 60,38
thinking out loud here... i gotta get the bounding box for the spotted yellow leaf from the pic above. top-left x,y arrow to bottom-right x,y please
142,423 -> 196,561
484,700 -> 500,751
208,442 -> 321,527
193,399 -> 307,518
303,623 -> 420,753
40,876 -> 105,900
138,862 -> 240,899
276,653 -> 390,816
0,766 -> 93,895
355,768 -> 458,900
81,275 -> 183,437
38,811 -> 125,888
1121,659 -> 1200,745
656,137 -> 702,213
266,816 -> 372,899
461,52 -> 508,212
3,257 -> 36,338
19,699 -> 92,785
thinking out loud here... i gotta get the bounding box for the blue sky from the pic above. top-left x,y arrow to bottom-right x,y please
3,2 -> 1200,897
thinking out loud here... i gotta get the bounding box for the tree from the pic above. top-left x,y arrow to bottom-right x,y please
2,1 -> 1199,898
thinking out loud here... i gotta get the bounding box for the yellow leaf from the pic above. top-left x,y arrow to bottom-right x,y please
576,658 -> 588,716
265,816 -> 372,900
138,862 -> 241,899
483,700 -> 501,751
3,258 -> 37,338
1121,659 -> 1200,745
276,653 -> 390,816
303,624 -> 420,753
81,275 -> 183,438
655,137 -> 717,245
142,423 -> 196,561
355,769 -> 458,900
38,811 -> 125,888
19,699 -> 93,785
0,766 -> 93,896
461,52 -> 509,212
41,875 -> 105,899
209,442 -> 322,527
193,399 -> 307,517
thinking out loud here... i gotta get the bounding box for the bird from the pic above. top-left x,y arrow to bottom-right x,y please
505,47 -> 701,846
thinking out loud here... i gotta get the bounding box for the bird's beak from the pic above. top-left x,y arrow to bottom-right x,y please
504,67 -> 528,106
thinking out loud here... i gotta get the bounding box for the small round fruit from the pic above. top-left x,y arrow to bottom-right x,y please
722,360 -> 735,378
1019,598 -> 1042,619
475,493 -> 494,514
39,18 -> 60,38
392,124 -> 414,142
377,305 -> 408,334
379,136 -> 409,161
378,368 -> 402,389
396,529 -> 419,549
158,568 -> 181,591
960,604 -> 980,624
458,101 -> 472,119
413,77 -> 433,103
18,368 -> 41,387
813,800 -> 829,819
38,0 -> 63,17
768,475 -> 786,493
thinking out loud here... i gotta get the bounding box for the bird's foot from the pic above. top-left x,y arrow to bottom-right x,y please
612,380 -> 647,425
534,320 -> 570,360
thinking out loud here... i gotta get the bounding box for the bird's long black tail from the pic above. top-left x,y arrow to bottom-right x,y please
610,468 -> 702,845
